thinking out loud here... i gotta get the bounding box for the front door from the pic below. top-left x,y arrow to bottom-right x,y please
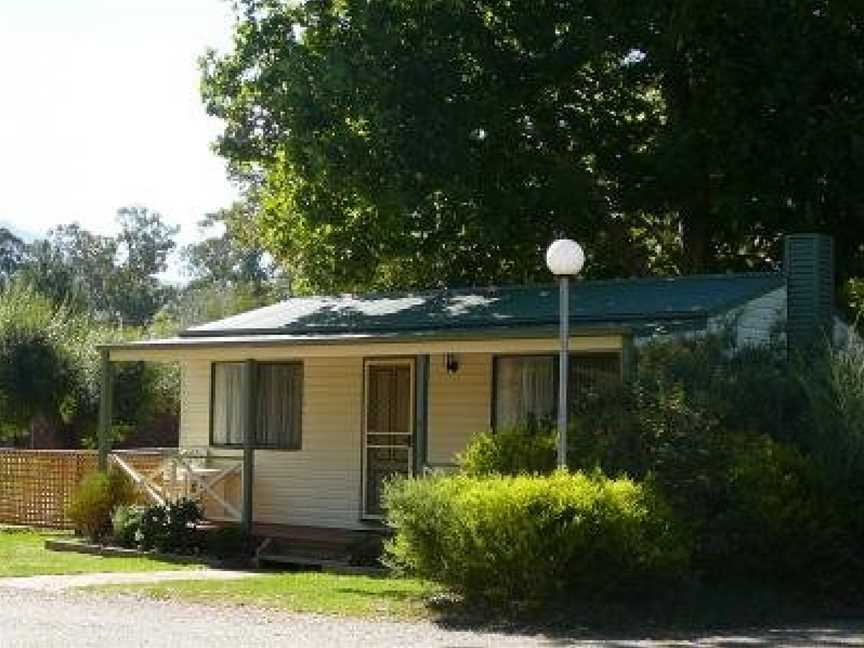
363,360 -> 414,517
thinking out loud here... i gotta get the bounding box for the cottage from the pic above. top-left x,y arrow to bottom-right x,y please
99,234 -> 842,540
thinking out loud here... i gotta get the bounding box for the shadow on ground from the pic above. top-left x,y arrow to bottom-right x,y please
420,585 -> 864,647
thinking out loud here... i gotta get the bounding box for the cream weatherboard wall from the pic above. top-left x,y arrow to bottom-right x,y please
179,356 -> 366,529
162,334 -> 624,530
180,353 -> 495,527
427,352 -> 493,466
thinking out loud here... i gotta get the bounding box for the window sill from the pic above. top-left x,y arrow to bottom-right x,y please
209,444 -> 302,452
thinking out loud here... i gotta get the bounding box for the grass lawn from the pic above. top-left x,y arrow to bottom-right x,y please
0,530 -> 203,577
100,572 -> 441,620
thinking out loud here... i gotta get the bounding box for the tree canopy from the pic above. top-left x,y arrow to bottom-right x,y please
0,228 -> 24,288
17,206 -> 178,325
202,0 -> 864,298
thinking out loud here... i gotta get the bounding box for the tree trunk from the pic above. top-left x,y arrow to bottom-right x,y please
681,211 -> 709,273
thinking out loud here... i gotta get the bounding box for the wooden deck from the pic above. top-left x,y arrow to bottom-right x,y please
209,521 -> 390,569
249,522 -> 387,542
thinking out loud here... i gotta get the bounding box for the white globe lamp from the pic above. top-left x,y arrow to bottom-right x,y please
545,239 -> 585,276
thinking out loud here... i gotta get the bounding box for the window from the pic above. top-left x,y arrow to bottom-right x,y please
211,362 -> 303,449
493,353 -> 621,429
212,363 -> 244,445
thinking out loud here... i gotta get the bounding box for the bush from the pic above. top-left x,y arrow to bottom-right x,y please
795,340 -> 864,488
384,471 -> 690,603
111,504 -> 146,548
67,470 -> 137,542
458,419 -> 556,476
202,526 -> 253,560
138,498 -> 203,554
567,335 -> 864,599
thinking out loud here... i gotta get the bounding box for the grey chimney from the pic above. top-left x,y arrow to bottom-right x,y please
784,234 -> 835,350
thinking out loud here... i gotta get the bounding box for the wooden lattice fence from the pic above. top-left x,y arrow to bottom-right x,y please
0,449 -> 161,529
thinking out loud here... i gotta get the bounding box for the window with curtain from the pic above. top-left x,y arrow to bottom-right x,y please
494,353 -> 621,429
211,362 -> 303,449
212,363 -> 244,445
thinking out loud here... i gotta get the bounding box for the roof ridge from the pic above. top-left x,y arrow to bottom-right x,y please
263,271 -> 784,304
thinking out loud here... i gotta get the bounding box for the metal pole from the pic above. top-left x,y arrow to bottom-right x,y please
557,276 -> 569,470
97,349 -> 113,472
241,359 -> 257,535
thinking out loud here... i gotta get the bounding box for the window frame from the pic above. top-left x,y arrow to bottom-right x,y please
209,360 -> 304,451
490,351 -> 622,431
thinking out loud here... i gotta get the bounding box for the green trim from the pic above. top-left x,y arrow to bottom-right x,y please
414,355 -> 429,472
241,359 -> 257,534
97,350 -> 113,472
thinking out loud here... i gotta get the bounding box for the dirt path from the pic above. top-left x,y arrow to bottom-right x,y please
0,569 -> 259,591
1,586 -> 863,647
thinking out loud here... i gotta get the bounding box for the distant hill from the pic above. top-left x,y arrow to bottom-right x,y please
0,220 -> 37,242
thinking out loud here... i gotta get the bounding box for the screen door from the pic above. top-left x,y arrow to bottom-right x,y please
363,360 -> 414,517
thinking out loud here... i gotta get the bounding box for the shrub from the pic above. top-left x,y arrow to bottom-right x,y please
202,526 -> 253,560
795,341 -> 864,488
111,504 -> 146,548
67,470 -> 137,543
384,471 -> 690,603
458,419 -> 556,476
138,498 -> 203,554
568,335 -> 864,599
702,434 -> 864,599
0,325 -> 78,442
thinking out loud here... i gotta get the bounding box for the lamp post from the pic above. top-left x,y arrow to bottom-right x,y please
545,239 -> 585,470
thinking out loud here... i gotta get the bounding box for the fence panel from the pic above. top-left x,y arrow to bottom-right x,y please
0,449 -> 165,529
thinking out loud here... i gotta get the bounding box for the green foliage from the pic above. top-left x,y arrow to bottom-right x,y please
458,420 -> 556,477
570,335 -> 864,599
17,207 -> 178,326
67,470 -> 137,543
0,227 -> 24,288
0,326 -> 77,440
111,505 -> 146,548
137,499 -> 203,554
202,526 -> 253,560
204,1 -> 864,295
795,340 -> 864,488
384,472 -> 690,603
0,281 -> 179,447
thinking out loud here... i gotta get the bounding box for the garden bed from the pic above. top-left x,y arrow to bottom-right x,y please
43,537 -> 225,566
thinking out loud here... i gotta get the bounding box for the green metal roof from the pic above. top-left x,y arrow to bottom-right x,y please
181,273 -> 785,340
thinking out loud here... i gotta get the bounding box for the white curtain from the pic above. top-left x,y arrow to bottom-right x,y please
212,363 -> 244,445
495,356 -> 556,429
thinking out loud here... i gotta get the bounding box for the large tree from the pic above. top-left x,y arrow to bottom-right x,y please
638,1 -> 864,275
202,0 -> 864,293
203,0 -> 656,291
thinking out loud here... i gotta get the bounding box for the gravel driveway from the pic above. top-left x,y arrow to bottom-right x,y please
2,586 -> 863,647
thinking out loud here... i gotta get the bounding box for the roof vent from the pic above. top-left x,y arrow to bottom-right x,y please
784,234 -> 835,351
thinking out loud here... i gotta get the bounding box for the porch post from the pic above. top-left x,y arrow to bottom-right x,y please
414,355 -> 429,474
621,334 -> 636,382
97,349 -> 114,472
241,359 -> 257,534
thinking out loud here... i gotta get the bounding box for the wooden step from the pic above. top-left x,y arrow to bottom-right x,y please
256,552 -> 388,576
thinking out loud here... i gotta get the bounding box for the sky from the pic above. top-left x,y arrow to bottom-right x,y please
0,0 -> 240,278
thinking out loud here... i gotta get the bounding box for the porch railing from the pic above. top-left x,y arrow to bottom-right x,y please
109,448 -> 243,523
